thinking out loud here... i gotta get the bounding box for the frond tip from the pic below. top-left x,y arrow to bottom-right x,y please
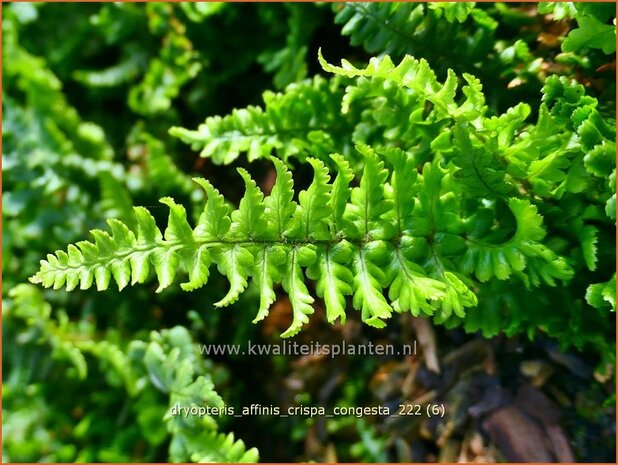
31,148 -> 573,336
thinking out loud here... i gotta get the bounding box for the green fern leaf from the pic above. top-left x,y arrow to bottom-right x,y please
329,153 -> 355,234
230,169 -> 267,239
131,207 -> 162,285
190,431 -> 259,463
307,241 -> 354,324
280,246 -> 317,337
586,275 -> 616,311
388,241 -> 446,316
264,157 -> 297,239
152,247 -> 180,293
318,50 -> 485,120
252,245 -> 286,323
451,124 -> 515,199
460,198 -> 574,284
381,146 -> 418,234
563,11 -> 616,54
439,271 -> 478,320
290,157 -> 331,240
331,2 -> 495,74
352,241 -> 392,328
193,178 -> 232,240
144,325 -> 258,463
170,76 -> 352,164
578,225 -> 599,271
178,246 -> 211,292
212,245 -> 254,307
160,197 -> 194,244
345,145 -> 393,240
31,136 -> 580,336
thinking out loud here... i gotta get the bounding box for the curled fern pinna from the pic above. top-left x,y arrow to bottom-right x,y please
31,145 -> 572,337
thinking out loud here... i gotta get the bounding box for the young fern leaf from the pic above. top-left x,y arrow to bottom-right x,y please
281,157 -> 331,335
318,50 -> 486,120
439,272 -> 479,320
253,158 -> 296,322
169,76 -> 353,164
461,199 -> 540,282
132,207 -> 163,285
31,147 -> 576,336
461,198 -> 574,285
345,146 -> 396,327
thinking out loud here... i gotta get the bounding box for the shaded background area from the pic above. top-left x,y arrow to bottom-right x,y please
2,2 -> 615,462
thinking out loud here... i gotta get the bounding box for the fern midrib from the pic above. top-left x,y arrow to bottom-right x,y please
38,237 -> 348,275
210,123 -> 347,141
38,227 -> 515,278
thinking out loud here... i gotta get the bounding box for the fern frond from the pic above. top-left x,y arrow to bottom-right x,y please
230,169 -> 267,239
257,3 -> 321,90
331,2 -> 495,75
193,178 -> 232,240
213,245 -> 254,307
32,147 -> 577,335
128,3 -> 202,115
7,284 -> 88,380
333,2 -> 427,57
188,431 -> 259,463
144,326 -> 258,463
381,146 -> 418,235
127,129 -> 198,196
318,49 -> 486,121
252,246 -> 286,323
460,198 -> 573,284
169,76 -> 354,164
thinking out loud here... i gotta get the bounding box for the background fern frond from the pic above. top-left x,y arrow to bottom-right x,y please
170,76 -> 354,164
